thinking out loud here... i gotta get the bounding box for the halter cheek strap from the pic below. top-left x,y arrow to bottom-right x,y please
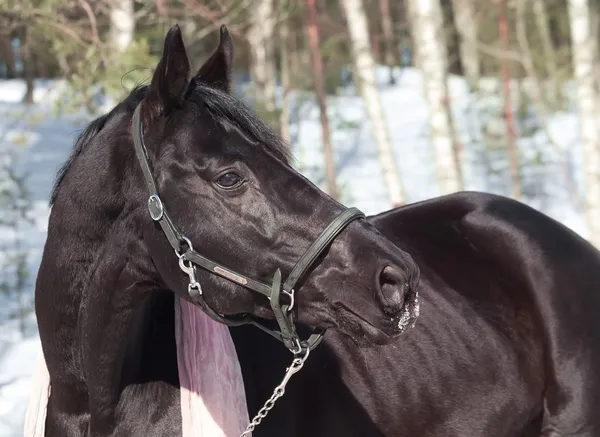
131,104 -> 365,353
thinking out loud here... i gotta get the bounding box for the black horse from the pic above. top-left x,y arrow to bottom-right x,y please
35,25 -> 417,436
34,24 -> 600,436
235,190 -> 600,436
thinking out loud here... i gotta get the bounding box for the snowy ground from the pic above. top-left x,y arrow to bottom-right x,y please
0,67 -> 588,436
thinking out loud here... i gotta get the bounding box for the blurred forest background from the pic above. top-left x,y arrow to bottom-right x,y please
1,0 -> 600,431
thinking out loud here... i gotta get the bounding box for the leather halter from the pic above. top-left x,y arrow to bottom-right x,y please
131,104 -> 365,353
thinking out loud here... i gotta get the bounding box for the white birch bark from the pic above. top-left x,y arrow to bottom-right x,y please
451,0 -> 480,89
109,0 -> 134,53
568,0 -> 600,247
379,0 -> 397,84
247,0 -> 277,113
532,0 -> 559,106
408,0 -> 463,194
279,17 -> 291,144
340,0 -> 406,206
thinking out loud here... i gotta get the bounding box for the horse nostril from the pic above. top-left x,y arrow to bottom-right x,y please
378,265 -> 407,315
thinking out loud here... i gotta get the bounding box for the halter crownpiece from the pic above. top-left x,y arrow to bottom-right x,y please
131,104 -> 365,354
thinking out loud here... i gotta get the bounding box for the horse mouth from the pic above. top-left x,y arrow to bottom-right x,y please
334,286 -> 420,345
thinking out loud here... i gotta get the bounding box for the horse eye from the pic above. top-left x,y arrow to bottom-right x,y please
215,172 -> 243,189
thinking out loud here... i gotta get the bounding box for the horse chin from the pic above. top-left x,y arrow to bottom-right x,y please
334,288 -> 420,347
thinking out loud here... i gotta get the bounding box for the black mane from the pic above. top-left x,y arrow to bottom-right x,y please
49,114 -> 107,206
49,82 -> 291,207
49,85 -> 147,206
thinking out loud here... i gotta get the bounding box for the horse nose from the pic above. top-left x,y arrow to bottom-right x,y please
377,265 -> 409,315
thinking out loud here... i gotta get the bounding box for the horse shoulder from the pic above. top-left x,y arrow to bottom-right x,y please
371,191 -> 600,436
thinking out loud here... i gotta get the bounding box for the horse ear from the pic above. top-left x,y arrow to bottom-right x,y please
144,24 -> 190,118
193,25 -> 234,93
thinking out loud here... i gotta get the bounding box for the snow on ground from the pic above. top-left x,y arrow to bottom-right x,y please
0,79 -> 85,437
0,68 -> 589,436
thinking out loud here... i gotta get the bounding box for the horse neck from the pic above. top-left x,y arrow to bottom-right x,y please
38,124 -> 150,383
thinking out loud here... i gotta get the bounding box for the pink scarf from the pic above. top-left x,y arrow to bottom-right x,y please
24,297 -> 250,437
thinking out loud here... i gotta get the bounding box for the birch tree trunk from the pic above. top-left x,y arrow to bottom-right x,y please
379,0 -> 398,85
340,0 -> 406,206
568,0 -> 600,248
306,0 -> 339,200
499,0 -> 522,200
451,0 -> 480,90
279,17 -> 291,145
109,0 -> 134,53
532,0 -> 559,106
20,29 -> 34,104
247,0 -> 277,114
289,26 -> 300,89
183,20 -> 200,70
0,36 -> 17,78
407,0 -> 463,195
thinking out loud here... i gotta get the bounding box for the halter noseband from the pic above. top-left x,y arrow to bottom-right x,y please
131,104 -> 365,353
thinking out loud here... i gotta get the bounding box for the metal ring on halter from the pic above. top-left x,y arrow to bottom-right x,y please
290,337 -> 303,355
175,236 -> 194,259
148,194 -> 164,221
282,288 -> 295,312
299,343 -> 310,361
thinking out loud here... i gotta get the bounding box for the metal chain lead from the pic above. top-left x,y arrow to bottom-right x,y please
240,346 -> 310,437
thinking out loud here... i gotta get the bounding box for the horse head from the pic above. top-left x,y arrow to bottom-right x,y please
135,25 -> 420,348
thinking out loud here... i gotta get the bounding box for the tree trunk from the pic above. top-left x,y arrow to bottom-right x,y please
532,0 -> 559,106
279,17 -> 291,146
248,0 -> 277,114
499,0 -> 522,200
306,0 -> 339,200
568,0 -> 600,248
514,0 -> 583,208
183,20 -> 200,70
371,32 -> 380,63
340,0 -> 406,206
0,36 -> 17,79
20,29 -> 34,105
451,0 -> 480,90
110,0 -> 135,52
299,31 -> 311,87
289,22 -> 299,90
407,0 -> 463,195
379,0 -> 398,84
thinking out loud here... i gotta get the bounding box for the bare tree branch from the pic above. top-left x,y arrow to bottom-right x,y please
78,0 -> 100,45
